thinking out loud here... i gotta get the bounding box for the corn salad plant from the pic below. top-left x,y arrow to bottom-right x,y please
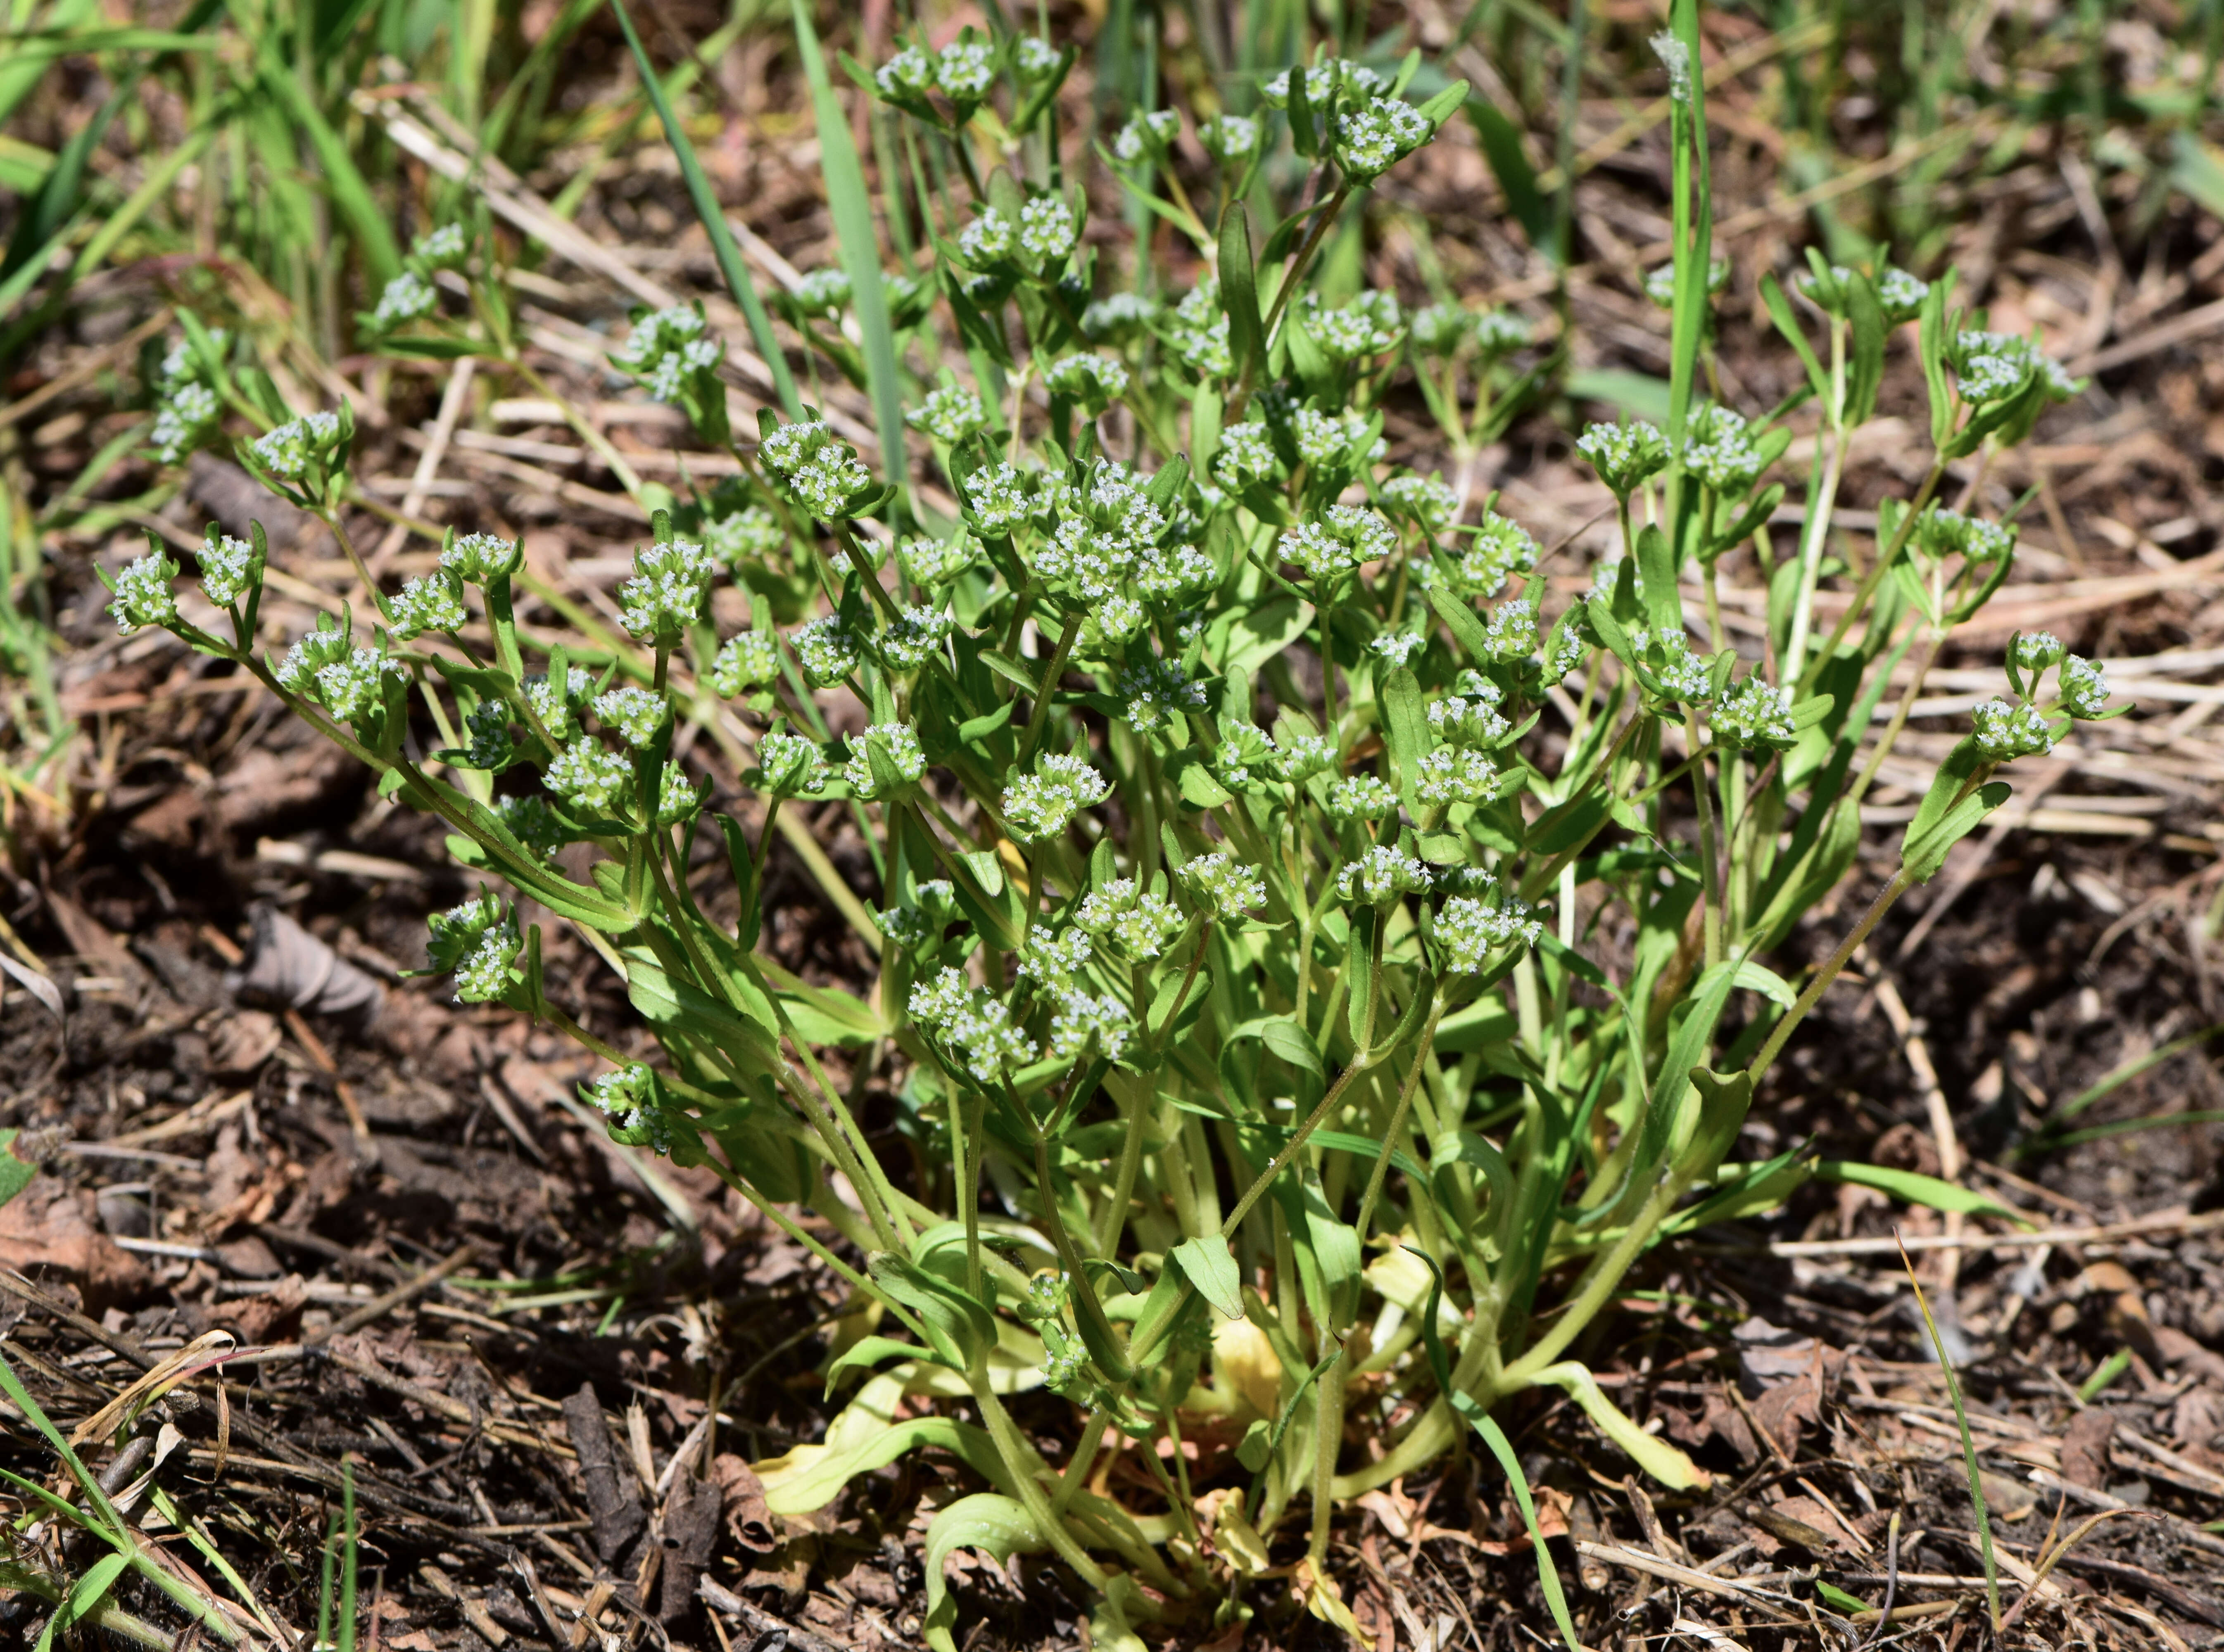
105,3 -> 2114,1644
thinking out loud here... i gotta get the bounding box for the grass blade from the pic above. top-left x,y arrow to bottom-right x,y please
787,0 -> 905,490
1896,1232 -> 2002,1638
608,0 -> 801,418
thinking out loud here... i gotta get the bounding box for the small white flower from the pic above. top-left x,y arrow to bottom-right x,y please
1302,290 -> 1402,360
2058,656 -> 2111,719
753,728 -> 831,797
1200,113 -> 1258,160
617,539 -> 715,645
1383,473 -> 1459,533
879,605 -> 955,673
794,268 -> 851,315
547,738 -> 634,811
936,39 -> 995,101
1709,676 -> 1796,750
525,667 -> 594,742
389,571 -> 468,639
1339,845 -> 1433,904
1333,96 -> 1431,178
908,385 -> 989,444
1045,353 -> 1129,405
703,508 -> 784,567
1575,420 -> 1668,494
711,632 -> 781,697
1004,753 -> 1110,842
109,553 -> 178,634
759,420 -> 874,520
442,532 -> 521,582
792,616 -> 863,688
1414,746 -> 1500,806
1436,894 -> 1541,969
1326,773 -> 1399,821
1180,852 -> 1266,919
617,306 -> 724,404
1971,698 -> 2055,758
314,647 -> 399,723
1048,990 -> 1132,1063
1373,632 -> 1424,667
958,207 -> 1015,266
195,531 -> 259,607
843,722 -> 926,800
1075,878 -> 1185,960
594,686 -> 668,748
371,271 -> 438,329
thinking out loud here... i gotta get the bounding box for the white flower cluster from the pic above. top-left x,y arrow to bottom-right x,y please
1081,292 -> 1159,340
1972,698 -> 2055,759
313,647 -> 402,724
1048,990 -> 1132,1062
1281,504 -> 1395,583
617,538 -> 715,646
1212,421 -> 1281,489
461,701 -> 514,769
703,507 -> 783,568
617,306 -> 724,404
1373,632 -> 1423,667
1340,845 -> 1433,903
1199,114 -> 1257,160
760,419 -> 874,520
791,615 -> 863,687
370,271 -> 438,330
1075,878 -> 1186,959
1437,894 -> 1542,970
442,532 -> 521,582
414,223 -> 468,266
1415,746 -> 1500,806
1430,687 -> 1510,747
1383,473 -> 1458,532
525,666 -> 594,741
1019,195 -> 1080,264
1180,852 -> 1266,919
1116,655 -> 1208,733
1015,37 -> 1061,80
594,686 -> 667,748
583,1064 -> 667,1151
754,728 -> 831,797
899,533 -> 979,589
1915,508 -> 2016,565
252,412 -> 342,481
794,268 -> 851,315
2010,631 -> 2064,672
1291,406 -> 1384,472
1303,291 -> 1403,359
109,553 -> 178,634
1032,464 -> 1209,637
1448,513 -> 1539,598
2058,656 -> 2111,719
1710,676 -> 1796,750
1327,772 -> 1399,820
152,380 -> 219,465
1003,753 -> 1110,842
429,893 -> 519,1003
1333,97 -> 1431,178
910,968 -> 1035,1082
1642,628 -> 1712,703
1166,280 -> 1234,380
548,739 -> 634,811
1480,597 -> 1538,664
909,385 -> 989,444
196,531 -> 259,607
1953,331 -> 2075,406
878,605 -> 955,674
151,335 -> 225,464
844,722 -> 926,800
1045,352 -> 1129,406
1684,405 -> 1767,495
389,570 -> 468,638
497,794 -> 566,859
1017,926 -> 1094,987
711,632 -> 781,698
1575,420 -> 1669,495
1113,109 -> 1179,162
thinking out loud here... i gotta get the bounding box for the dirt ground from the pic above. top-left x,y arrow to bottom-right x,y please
7,4 -> 2224,1649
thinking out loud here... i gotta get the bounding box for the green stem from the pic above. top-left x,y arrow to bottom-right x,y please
1744,864 -> 1916,1086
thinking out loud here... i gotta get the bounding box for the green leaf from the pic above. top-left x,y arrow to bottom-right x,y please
258,64 -> 401,287
1814,1160 -> 2031,1225
1530,1361 -> 1710,1489
1234,1347 -> 1340,1471
35,1550 -> 128,1652
869,1251 -> 995,1370
1218,203 -> 1263,382
611,0 -> 798,417
825,1335 -> 955,1396
1233,1015 -> 1323,1079
1634,522 -> 1681,637
1169,1235 -> 1244,1321
787,0 -> 905,475
1903,780 -> 2011,885
1381,665 -> 1428,812
1760,273 -> 1827,402
1844,271 -> 1887,427
755,1373 -> 1012,1516
922,1495 -> 1044,1652
1565,367 -> 1672,425
1467,101 -> 1550,256
0,1129 -> 37,1210
1404,1248 -> 1583,1652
